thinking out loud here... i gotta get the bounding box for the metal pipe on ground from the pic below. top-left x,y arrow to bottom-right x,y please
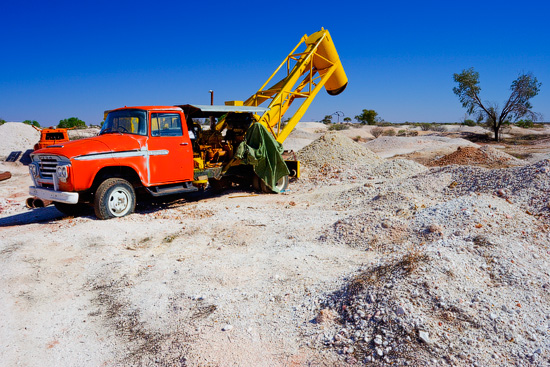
26,197 -> 52,208
33,198 -> 52,208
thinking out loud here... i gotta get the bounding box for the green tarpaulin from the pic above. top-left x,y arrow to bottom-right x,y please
235,123 -> 290,193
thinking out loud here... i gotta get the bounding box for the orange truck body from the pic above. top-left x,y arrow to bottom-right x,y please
27,105 -> 271,219
34,127 -> 71,150
29,106 -> 195,197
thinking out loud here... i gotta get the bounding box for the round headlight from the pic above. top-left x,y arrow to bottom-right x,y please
56,165 -> 68,179
29,163 -> 38,177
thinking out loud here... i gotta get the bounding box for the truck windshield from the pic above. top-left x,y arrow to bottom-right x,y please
101,110 -> 147,136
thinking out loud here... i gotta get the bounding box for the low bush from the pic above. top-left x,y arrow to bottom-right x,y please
59,117 -> 86,129
23,120 -> 41,127
327,123 -> 350,131
371,127 -> 384,138
383,129 -> 396,136
420,123 -> 431,131
516,119 -> 534,128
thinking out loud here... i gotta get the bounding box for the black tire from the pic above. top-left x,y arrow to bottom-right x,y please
94,178 -> 136,220
209,177 -> 229,193
252,175 -> 262,191
254,174 -> 289,193
54,202 -> 89,217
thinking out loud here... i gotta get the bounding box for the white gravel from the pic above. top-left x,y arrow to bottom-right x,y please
0,122 -> 39,158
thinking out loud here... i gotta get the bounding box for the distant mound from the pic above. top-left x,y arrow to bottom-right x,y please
298,131 -> 381,170
0,122 -> 40,159
370,159 -> 428,179
428,145 -> 525,168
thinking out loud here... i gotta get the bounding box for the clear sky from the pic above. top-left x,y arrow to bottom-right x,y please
1,0 -> 549,126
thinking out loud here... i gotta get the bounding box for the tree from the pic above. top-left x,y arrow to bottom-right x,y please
343,117 -> 352,122
321,115 -> 333,124
355,109 -> 378,125
23,120 -> 41,127
453,68 -> 541,141
58,117 -> 86,129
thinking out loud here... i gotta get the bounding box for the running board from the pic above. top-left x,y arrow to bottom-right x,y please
145,182 -> 198,197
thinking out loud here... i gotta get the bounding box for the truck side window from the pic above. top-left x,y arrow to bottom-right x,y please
151,113 -> 183,137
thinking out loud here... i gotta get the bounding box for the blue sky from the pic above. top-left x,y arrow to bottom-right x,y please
1,0 -> 549,125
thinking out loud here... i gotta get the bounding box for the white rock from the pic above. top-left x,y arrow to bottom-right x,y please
419,330 -> 431,344
222,324 -> 233,331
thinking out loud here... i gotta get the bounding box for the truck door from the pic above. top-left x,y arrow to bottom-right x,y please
147,112 -> 194,184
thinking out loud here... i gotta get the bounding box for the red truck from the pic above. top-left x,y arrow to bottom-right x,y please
28,105 -> 293,219
33,126 -> 71,150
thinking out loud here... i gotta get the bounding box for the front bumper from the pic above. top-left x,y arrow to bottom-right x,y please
29,186 -> 79,204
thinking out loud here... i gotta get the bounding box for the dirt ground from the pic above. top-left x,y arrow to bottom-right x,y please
1,123 -> 549,366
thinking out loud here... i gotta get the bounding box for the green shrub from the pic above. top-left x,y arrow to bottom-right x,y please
516,119 -> 534,128
432,125 -> 447,132
463,119 -> 476,126
23,120 -> 41,127
383,129 -> 396,136
58,117 -> 86,129
327,123 -> 350,131
420,123 -> 431,131
0,118 -> 5,125
397,129 -> 407,136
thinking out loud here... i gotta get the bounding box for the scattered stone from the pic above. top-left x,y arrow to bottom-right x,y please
395,306 -> 405,316
316,308 -> 337,325
418,330 -> 431,344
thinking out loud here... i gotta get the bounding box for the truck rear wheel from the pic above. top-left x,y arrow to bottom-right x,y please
253,174 -> 289,193
94,178 -> 136,220
272,175 -> 289,192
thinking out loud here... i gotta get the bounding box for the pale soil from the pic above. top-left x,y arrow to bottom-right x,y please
1,123 -> 550,366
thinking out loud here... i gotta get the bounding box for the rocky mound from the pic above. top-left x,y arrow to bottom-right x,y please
297,132 -> 382,183
370,159 -> 427,179
314,191 -> 549,366
298,131 -> 381,169
429,145 -> 525,168
0,122 -> 39,158
438,159 -> 550,217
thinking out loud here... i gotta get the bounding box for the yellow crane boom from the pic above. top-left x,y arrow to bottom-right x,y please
216,28 -> 347,144
245,28 -> 348,143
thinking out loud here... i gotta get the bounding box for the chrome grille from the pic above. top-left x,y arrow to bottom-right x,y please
38,156 -> 61,179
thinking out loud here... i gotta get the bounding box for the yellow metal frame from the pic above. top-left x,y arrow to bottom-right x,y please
242,28 -> 348,143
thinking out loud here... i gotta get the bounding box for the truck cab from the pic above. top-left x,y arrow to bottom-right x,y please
29,106 -> 196,219
33,127 -> 71,150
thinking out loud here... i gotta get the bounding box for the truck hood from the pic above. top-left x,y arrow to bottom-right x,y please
33,134 -> 147,160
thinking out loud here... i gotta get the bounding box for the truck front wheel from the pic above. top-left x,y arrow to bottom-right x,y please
94,178 -> 136,220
